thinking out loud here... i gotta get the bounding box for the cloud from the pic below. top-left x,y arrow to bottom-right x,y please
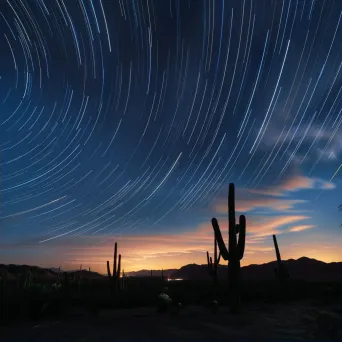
265,124 -> 333,146
288,224 -> 316,232
208,214 -> 311,238
248,215 -> 311,237
215,197 -> 307,213
248,175 -> 335,197
212,173 -> 334,217
262,121 -> 342,163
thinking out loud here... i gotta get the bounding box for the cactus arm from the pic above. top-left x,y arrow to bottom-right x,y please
228,183 -> 238,255
272,235 -> 289,284
211,218 -> 230,260
206,251 -> 211,268
117,254 -> 121,278
237,215 -> 246,260
113,242 -> 117,279
273,234 -> 281,263
106,261 -> 111,278
211,183 -> 246,313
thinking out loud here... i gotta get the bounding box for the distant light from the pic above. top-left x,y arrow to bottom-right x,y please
167,278 -> 183,281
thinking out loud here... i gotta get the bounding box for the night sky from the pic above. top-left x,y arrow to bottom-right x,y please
1,0 -> 342,273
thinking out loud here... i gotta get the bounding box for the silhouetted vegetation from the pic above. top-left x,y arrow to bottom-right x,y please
1,184 -> 342,340
211,183 -> 246,313
206,234 -> 221,286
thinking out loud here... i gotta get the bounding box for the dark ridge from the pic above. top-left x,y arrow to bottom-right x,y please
1,257 -> 341,282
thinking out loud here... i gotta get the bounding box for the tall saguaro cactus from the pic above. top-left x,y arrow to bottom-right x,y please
272,234 -> 289,285
211,183 -> 246,313
107,242 -> 122,291
206,235 -> 221,285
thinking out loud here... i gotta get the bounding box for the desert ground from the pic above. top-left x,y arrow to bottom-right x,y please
2,299 -> 342,341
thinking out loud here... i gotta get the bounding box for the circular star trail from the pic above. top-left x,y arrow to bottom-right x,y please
1,0 -> 342,245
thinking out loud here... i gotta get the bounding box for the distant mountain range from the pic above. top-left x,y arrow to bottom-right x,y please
167,257 -> 342,282
0,264 -> 105,281
1,257 -> 341,282
125,269 -> 178,277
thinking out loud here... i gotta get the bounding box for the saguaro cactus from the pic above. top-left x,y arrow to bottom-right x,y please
106,242 -> 122,291
211,183 -> 246,313
206,235 -> 221,285
272,234 -> 289,285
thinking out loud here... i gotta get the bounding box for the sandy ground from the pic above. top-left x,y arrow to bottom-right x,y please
2,300 -> 342,341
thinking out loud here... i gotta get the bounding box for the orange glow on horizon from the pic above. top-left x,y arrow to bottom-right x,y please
1,175 -> 340,274
16,230 -> 341,274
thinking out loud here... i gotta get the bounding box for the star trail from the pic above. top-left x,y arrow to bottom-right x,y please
1,0 -> 342,271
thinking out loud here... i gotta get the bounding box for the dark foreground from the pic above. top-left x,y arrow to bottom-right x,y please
2,300 -> 342,341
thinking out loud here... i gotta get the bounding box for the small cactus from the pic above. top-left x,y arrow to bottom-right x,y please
211,183 -> 246,313
106,242 -> 122,291
206,235 -> 221,285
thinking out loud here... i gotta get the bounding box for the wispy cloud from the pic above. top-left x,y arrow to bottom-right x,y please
262,122 -> 342,163
288,224 -> 316,232
248,175 -> 335,197
215,197 -> 307,212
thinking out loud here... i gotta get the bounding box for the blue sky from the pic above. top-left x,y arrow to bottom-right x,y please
1,0 -> 342,272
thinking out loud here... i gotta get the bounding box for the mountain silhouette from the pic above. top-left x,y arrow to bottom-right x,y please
0,264 -> 106,281
167,257 -> 342,282
1,257 -> 341,282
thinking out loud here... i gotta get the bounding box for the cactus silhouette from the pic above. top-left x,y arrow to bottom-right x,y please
273,234 -> 289,285
107,242 -> 122,291
206,235 -> 221,285
211,183 -> 246,313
